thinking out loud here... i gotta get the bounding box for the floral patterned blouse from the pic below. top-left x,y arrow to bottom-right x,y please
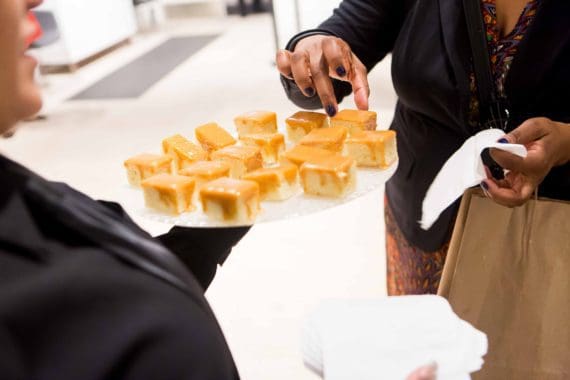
469,0 -> 540,127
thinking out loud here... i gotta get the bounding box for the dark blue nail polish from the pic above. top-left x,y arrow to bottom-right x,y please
305,87 -> 315,97
326,105 -> 337,117
336,65 -> 347,77
498,138 -> 508,144
480,181 -> 489,191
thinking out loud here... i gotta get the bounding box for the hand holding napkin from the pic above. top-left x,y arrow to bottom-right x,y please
420,129 -> 527,230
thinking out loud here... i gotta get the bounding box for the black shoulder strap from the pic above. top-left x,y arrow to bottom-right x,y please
463,0 -> 497,110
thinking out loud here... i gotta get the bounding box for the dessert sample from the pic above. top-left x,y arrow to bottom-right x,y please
195,122 -> 236,155
239,133 -> 285,164
298,126 -> 348,153
300,155 -> 357,198
243,164 -> 298,201
330,109 -> 377,135
211,145 -> 263,178
285,111 -> 328,143
178,160 -> 231,195
162,134 -> 208,172
200,177 -> 260,223
345,130 -> 398,168
141,174 -> 196,215
234,111 -> 278,136
124,153 -> 173,187
281,145 -> 335,168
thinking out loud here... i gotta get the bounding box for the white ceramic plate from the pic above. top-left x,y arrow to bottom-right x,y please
117,161 -> 398,228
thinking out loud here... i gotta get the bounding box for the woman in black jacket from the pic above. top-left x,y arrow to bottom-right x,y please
277,0 -> 570,295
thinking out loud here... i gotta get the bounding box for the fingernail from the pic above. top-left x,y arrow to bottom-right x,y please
326,104 -> 337,117
480,181 -> 489,191
336,65 -> 347,77
498,138 -> 508,144
304,87 -> 315,97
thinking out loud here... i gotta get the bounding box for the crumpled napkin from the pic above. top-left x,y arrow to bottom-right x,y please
420,129 -> 527,230
302,295 -> 488,380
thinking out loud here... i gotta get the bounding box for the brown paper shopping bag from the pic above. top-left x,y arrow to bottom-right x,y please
439,189 -> 570,380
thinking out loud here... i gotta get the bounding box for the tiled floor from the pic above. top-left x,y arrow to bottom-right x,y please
0,14 -> 397,379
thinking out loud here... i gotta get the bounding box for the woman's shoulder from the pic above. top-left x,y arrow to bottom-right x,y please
0,245 -> 239,379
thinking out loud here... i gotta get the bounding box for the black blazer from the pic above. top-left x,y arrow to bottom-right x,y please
281,0 -> 570,251
0,155 -> 245,379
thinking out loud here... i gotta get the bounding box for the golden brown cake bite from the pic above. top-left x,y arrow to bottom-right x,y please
162,134 -> 208,172
281,145 -> 334,168
210,145 -> 263,178
178,160 -> 231,195
285,111 -> 328,143
239,133 -> 285,164
141,174 -> 196,215
200,178 -> 260,223
298,126 -> 348,153
243,164 -> 298,201
300,155 -> 357,198
345,130 -> 398,168
234,111 -> 277,137
195,123 -> 236,154
124,153 -> 173,187
330,109 -> 377,135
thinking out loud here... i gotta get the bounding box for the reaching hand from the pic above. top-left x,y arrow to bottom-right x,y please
276,35 -> 370,116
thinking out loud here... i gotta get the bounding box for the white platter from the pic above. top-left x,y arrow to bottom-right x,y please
117,161 -> 398,228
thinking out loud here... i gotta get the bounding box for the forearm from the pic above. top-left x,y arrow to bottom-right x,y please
157,227 -> 250,290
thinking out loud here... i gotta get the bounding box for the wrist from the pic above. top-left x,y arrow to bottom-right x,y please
554,122 -> 570,166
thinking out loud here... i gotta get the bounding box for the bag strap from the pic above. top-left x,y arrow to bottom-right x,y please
462,0 -> 509,130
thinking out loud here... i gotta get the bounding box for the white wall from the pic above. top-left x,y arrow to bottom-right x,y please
36,0 -> 137,66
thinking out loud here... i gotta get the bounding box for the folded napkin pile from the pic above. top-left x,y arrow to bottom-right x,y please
302,295 -> 487,380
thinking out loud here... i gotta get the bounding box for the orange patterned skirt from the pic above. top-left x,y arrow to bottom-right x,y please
384,197 -> 451,295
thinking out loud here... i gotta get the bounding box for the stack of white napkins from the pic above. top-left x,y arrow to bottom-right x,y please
302,295 -> 487,380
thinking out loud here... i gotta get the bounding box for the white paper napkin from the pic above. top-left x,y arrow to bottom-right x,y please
302,295 -> 488,380
420,129 -> 527,230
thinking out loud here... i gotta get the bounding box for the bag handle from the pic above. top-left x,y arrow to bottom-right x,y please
462,0 -> 509,130
463,0 -> 510,179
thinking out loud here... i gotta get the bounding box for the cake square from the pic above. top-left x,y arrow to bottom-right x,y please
281,145 -> 335,168
300,155 -> 357,198
345,130 -> 397,168
195,122 -> 236,154
234,111 -> 278,137
178,160 -> 231,200
298,126 -> 348,153
210,145 -> 263,178
239,133 -> 286,164
330,109 -> 377,135
162,134 -> 208,172
200,178 -> 260,223
124,153 -> 173,187
285,111 -> 328,143
141,174 -> 196,215
243,164 -> 298,201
